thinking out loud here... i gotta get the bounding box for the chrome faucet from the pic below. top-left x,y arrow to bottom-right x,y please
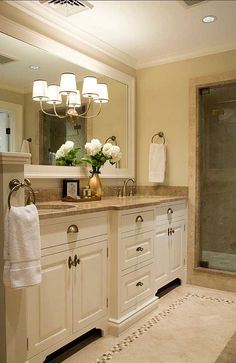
122,178 -> 136,197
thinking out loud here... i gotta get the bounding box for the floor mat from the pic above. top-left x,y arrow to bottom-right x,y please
95,293 -> 236,363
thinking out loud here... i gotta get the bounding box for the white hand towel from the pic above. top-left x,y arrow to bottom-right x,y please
3,204 -> 41,288
20,139 -> 30,153
149,143 -> 166,183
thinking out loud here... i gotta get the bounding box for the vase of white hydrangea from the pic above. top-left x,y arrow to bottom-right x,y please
79,138 -> 122,198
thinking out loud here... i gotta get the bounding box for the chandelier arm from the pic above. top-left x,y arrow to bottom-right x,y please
78,98 -> 92,116
53,104 -> 66,119
79,102 -> 102,119
39,100 -> 65,118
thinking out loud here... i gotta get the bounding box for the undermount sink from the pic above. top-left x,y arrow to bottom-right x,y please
36,204 -> 76,212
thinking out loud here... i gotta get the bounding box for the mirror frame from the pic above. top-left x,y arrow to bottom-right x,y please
0,17 -> 135,179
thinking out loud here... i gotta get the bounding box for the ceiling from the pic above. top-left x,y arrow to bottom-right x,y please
6,0 -> 236,69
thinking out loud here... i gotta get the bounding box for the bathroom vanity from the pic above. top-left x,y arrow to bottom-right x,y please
5,196 -> 187,363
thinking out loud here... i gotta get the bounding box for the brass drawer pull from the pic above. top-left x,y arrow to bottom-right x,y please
136,215 -> 144,223
67,224 -> 79,234
136,281 -> 144,287
73,254 -> 80,266
136,246 -> 144,252
167,208 -> 173,215
68,256 -> 73,269
68,255 -> 80,268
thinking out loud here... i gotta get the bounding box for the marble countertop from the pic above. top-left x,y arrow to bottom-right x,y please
37,195 -> 187,219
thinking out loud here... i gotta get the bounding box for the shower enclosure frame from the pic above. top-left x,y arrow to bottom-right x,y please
188,71 -> 236,292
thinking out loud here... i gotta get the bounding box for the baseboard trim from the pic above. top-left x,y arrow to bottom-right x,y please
108,296 -> 159,336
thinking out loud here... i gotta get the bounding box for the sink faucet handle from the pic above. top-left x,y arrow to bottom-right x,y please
129,185 -> 135,196
123,178 -> 136,197
115,187 -> 122,197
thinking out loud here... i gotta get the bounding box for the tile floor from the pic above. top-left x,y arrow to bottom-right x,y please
58,285 -> 236,363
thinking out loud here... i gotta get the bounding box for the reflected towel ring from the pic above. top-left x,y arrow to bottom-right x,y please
8,178 -> 36,210
151,132 -> 165,144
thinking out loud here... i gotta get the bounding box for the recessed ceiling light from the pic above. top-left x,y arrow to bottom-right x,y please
29,65 -> 40,70
202,15 -> 217,23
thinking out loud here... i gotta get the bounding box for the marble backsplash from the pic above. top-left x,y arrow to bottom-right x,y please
32,181 -> 188,203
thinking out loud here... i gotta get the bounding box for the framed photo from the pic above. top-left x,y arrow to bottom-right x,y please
63,179 -> 80,199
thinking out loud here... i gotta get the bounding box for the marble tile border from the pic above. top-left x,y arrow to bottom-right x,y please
188,71 -> 236,292
94,292 -> 236,363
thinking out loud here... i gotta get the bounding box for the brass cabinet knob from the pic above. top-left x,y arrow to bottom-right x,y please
167,208 -> 173,215
136,246 -> 144,252
136,215 -> 144,223
67,224 -> 79,234
136,281 -> 144,287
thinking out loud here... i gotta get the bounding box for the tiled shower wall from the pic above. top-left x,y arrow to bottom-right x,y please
200,83 -> 236,257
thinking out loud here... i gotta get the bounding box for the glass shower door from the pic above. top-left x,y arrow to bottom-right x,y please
199,82 -> 236,272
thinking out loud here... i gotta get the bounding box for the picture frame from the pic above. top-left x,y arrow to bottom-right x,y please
63,179 -> 80,199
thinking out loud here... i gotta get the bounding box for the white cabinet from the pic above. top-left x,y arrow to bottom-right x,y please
155,225 -> 169,288
154,202 -> 186,292
4,201 -> 186,361
73,241 -> 107,332
109,207 -> 157,335
27,251 -> 72,357
169,220 -> 185,281
25,212 -> 108,362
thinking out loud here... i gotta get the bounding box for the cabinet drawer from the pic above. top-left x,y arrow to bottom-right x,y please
40,213 -> 107,249
120,209 -> 154,234
120,231 -> 154,270
120,264 -> 153,313
155,203 -> 186,225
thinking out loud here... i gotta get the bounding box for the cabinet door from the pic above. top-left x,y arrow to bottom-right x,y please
73,241 -> 107,333
27,250 -> 72,357
169,220 -> 184,280
154,225 -> 169,290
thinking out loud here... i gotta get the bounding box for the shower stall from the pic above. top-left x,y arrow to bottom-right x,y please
199,81 -> 236,273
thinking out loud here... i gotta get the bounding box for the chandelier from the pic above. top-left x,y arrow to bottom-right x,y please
32,73 -> 109,119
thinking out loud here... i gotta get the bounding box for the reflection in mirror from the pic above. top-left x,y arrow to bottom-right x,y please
0,32 -> 128,168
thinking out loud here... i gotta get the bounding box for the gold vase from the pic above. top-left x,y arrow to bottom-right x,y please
89,172 -> 103,198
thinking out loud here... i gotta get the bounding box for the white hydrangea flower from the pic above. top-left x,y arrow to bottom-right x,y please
110,145 -> 122,163
55,140 -> 74,159
102,143 -> 113,158
111,150 -> 122,163
85,138 -> 102,156
63,141 -> 74,153
55,147 -> 65,159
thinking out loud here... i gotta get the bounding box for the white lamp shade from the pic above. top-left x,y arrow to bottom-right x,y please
82,76 -> 98,98
46,85 -> 62,104
68,90 -> 81,107
94,83 -> 109,104
32,80 -> 48,101
59,73 -> 77,95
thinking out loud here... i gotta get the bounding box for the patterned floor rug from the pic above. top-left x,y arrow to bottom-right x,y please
95,293 -> 236,363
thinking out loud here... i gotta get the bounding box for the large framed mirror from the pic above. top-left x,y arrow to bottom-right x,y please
0,24 -> 135,178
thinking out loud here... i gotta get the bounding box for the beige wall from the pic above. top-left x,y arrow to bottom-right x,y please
136,49 -> 236,186
0,88 -> 24,106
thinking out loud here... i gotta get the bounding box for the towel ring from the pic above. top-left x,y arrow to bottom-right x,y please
151,132 -> 165,144
8,178 -> 36,210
